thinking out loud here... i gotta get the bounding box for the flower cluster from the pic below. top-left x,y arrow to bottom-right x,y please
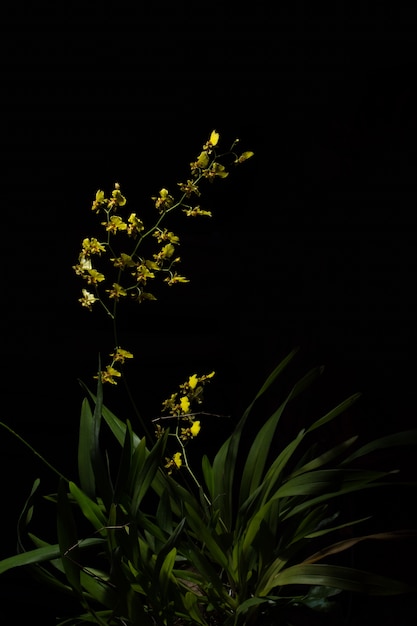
156,371 -> 215,474
94,347 -> 134,385
72,131 -> 253,384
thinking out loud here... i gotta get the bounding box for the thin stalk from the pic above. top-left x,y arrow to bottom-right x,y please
0,421 -> 70,483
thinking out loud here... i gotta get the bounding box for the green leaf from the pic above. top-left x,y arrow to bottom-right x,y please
79,568 -> 118,609
127,436 -> 148,495
201,454 -> 213,498
157,518 -> 186,563
239,362 -> 352,511
0,537 -> 102,574
0,544 -> 62,574
238,398 -> 289,508
237,429 -> 305,529
57,478 -> 82,594
235,596 -> 273,617
182,541 -> 235,606
69,481 -> 107,531
91,366 -> 115,507
303,529 -> 417,565
211,349 -> 299,529
79,380 -> 140,448
78,397 -> 96,497
131,431 -> 168,516
274,468 -> 391,498
158,547 -> 177,601
184,503 -> 229,571
156,487 -> 173,534
342,428 -> 417,465
307,393 -> 362,433
242,468 -> 390,556
290,436 -> 359,477
16,478 -> 41,552
249,347 -> 300,401
182,591 -> 207,625
260,563 -> 417,596
113,418 -> 133,503
80,382 -> 171,503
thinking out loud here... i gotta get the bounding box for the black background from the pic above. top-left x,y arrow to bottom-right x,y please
1,2 -> 417,623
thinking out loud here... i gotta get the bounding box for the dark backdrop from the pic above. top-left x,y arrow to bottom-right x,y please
1,2 -> 416,623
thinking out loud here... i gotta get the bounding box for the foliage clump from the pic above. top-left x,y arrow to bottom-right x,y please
1,130 -> 416,626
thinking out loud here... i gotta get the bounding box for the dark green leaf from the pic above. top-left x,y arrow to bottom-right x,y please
57,478 -> 81,594
78,398 -> 96,497
261,563 -> 417,596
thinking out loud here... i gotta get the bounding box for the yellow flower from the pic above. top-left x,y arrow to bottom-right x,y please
164,273 -> 190,286
236,150 -> 254,163
110,186 -> 127,207
78,254 -> 93,270
177,179 -> 201,197
145,259 -> 160,271
106,283 -> 128,299
188,374 -> 198,390
209,130 -> 219,146
132,263 -> 155,284
203,130 -> 219,153
78,289 -> 98,311
82,237 -> 106,255
99,366 -> 122,385
182,206 -> 212,217
131,290 -> 157,303
111,253 -> 136,269
204,162 -> 229,181
73,254 -> 92,275
190,421 -> 201,437
127,213 -> 144,235
190,151 -> 210,173
111,347 -> 134,363
152,188 -> 174,211
165,452 -> 182,474
161,243 -> 175,259
102,215 -> 128,233
91,189 -> 107,212
180,396 -> 190,413
153,228 -> 180,244
154,243 -> 175,261
86,269 -> 105,284
200,371 -> 215,382
173,452 -> 182,468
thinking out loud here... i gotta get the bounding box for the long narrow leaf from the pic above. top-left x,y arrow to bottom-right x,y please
290,436 -> 359,478
69,482 -> 108,531
307,393 -> 362,433
78,398 -> 96,497
184,503 -> 229,570
80,382 -> 173,504
303,529 -> 417,564
0,537 -> 102,574
131,431 -> 168,516
260,563 -> 416,596
57,478 -> 82,594
211,348 -> 300,529
0,545 -> 62,574
157,547 -> 177,602
113,419 -> 133,503
238,399 -> 290,507
342,428 -> 417,465
16,478 -> 41,552
201,454 -> 214,499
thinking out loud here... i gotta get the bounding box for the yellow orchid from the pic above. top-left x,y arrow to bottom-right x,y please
180,396 -> 191,414
190,421 -> 201,437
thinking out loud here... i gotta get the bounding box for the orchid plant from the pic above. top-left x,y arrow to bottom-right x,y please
1,130 -> 416,626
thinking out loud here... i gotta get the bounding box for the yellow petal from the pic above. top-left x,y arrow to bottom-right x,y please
210,130 -> 219,146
